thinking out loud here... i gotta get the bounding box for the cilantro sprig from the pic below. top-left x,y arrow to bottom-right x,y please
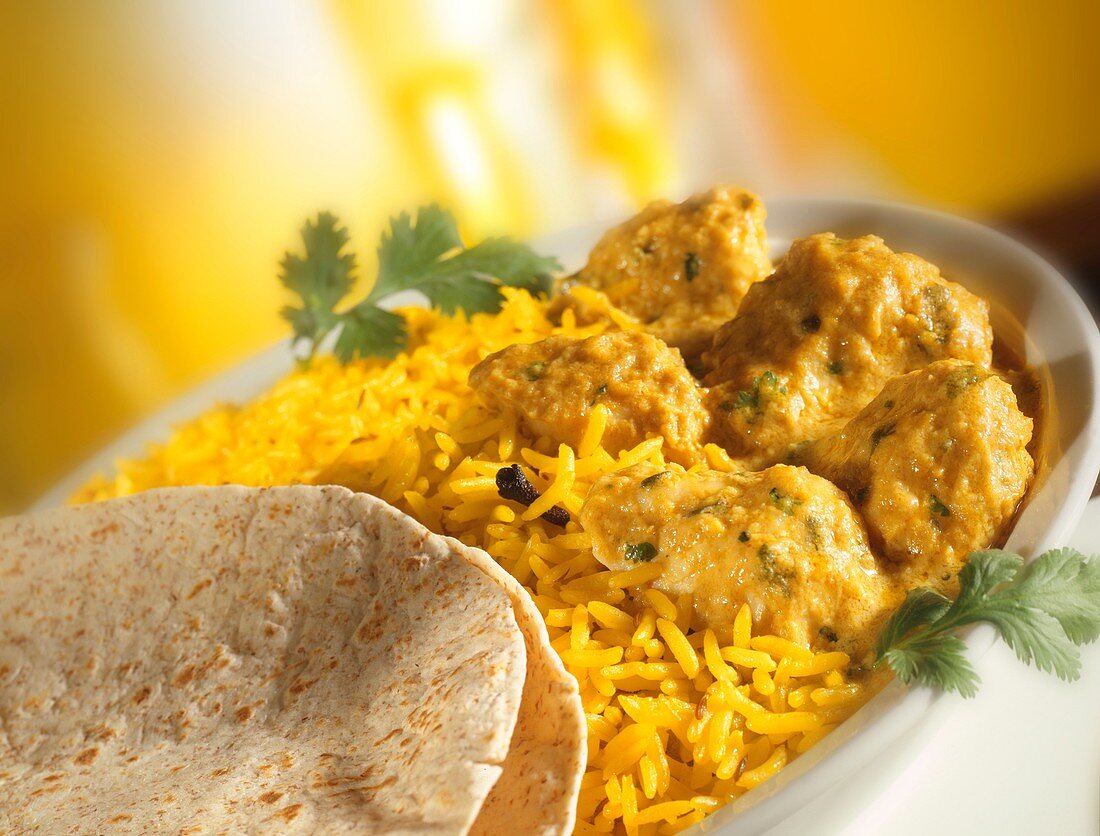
280,207 -> 560,363
875,548 -> 1100,697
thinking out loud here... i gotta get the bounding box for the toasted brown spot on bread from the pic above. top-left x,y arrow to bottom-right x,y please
186,578 -> 213,600
172,665 -> 196,687
273,804 -> 303,823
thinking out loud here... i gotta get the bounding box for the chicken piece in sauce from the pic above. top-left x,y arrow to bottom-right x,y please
799,360 -> 1034,592
703,233 -> 994,467
579,463 -> 891,653
561,187 -> 772,363
468,331 -> 709,465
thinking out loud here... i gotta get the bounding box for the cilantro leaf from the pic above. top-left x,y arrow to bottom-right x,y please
334,305 -> 407,362
875,548 -> 1100,696
371,209 -> 558,310
1010,547 -> 1100,644
882,631 -> 980,698
934,550 -> 1094,680
418,273 -> 509,317
279,212 -> 356,358
438,237 -> 558,296
951,549 -> 1020,602
279,204 -> 559,363
369,205 -> 463,303
982,604 -> 1081,680
874,587 -> 952,658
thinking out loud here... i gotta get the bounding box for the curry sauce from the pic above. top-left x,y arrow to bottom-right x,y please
470,187 -> 1041,660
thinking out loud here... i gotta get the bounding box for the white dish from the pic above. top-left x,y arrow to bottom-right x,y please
32,197 -> 1100,834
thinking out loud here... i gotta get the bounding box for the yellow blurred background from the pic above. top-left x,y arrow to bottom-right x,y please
2,0 -> 1098,512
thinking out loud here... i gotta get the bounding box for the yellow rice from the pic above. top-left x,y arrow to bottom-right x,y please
77,289 -> 874,835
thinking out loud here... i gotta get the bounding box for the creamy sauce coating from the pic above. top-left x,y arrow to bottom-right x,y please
703,233 -> 994,467
560,186 -> 772,362
469,331 -> 709,465
580,463 -> 893,657
799,359 -> 1034,593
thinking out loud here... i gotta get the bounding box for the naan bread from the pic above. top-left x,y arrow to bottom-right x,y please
0,486 -> 580,834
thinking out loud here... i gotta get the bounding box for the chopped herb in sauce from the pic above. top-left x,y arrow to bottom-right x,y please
726,371 -> 787,420
819,625 -> 839,643
768,487 -> 802,516
870,422 -> 896,451
805,515 -> 824,549
589,383 -> 609,405
930,494 -> 951,518
945,365 -> 988,398
827,360 -> 844,375
883,399 -> 895,409
684,252 -> 701,282
801,314 -> 821,333
522,361 -> 546,382
624,541 -> 659,563
738,530 -> 750,543
920,283 -> 957,345
495,464 -> 569,527
688,497 -> 729,517
640,470 -> 671,489
757,545 -> 792,596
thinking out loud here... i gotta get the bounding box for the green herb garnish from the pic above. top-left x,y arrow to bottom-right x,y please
589,383 -> 609,405
738,530 -> 750,543
945,364 -> 988,398
758,544 -> 792,595
827,360 -> 844,375
920,283 -> 956,345
805,515 -> 824,549
523,361 -> 546,382
768,487 -> 802,516
875,548 -> 1100,696
819,625 -> 839,643
640,471 -> 671,489
687,498 -> 729,517
729,371 -> 787,419
930,494 -> 951,518
801,314 -> 821,333
624,542 -> 659,563
280,207 -> 559,363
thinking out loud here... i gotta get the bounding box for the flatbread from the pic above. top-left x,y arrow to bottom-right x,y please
0,486 -> 573,834
469,551 -> 586,836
